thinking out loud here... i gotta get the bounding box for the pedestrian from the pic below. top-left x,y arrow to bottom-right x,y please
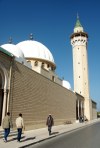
16,113 -> 25,142
46,114 -> 54,135
2,112 -> 11,142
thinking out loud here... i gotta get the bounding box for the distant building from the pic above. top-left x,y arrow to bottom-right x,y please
0,17 -> 97,129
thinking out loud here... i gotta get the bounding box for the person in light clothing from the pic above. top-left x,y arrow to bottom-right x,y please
16,113 -> 24,142
2,112 -> 11,142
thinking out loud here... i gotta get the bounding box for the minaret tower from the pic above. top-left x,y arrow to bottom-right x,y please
70,15 -> 92,120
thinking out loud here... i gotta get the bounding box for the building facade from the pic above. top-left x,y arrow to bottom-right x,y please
0,48 -> 77,129
0,18 -> 97,129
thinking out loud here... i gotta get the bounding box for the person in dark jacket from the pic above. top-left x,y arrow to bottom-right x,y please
2,112 -> 11,142
46,114 -> 54,135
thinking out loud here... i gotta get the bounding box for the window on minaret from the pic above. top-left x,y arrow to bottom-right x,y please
79,76 -> 80,78
34,61 -> 38,66
41,62 -> 44,68
47,64 -> 50,68
83,40 -> 85,43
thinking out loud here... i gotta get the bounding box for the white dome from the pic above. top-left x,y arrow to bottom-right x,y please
16,40 -> 55,63
1,44 -> 24,58
62,80 -> 71,90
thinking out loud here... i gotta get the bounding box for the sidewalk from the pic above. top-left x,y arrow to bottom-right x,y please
0,119 -> 100,148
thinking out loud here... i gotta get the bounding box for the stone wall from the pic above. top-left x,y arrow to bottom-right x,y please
9,61 -> 77,130
92,101 -> 97,119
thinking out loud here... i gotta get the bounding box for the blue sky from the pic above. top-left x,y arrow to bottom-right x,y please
0,0 -> 100,110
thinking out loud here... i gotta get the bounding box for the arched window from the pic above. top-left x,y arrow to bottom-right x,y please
34,61 -> 38,66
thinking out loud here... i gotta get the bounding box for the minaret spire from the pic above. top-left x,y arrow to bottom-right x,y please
75,14 -> 82,28
74,14 -> 84,33
77,12 -> 79,19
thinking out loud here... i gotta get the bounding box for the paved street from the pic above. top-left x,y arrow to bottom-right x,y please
29,122 -> 100,148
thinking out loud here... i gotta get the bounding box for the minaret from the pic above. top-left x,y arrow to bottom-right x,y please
70,16 -> 92,120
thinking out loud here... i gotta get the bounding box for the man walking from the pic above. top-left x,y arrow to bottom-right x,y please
2,112 -> 11,142
46,114 -> 54,135
16,113 -> 24,142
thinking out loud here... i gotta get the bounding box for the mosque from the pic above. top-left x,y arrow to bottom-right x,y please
0,17 -> 97,130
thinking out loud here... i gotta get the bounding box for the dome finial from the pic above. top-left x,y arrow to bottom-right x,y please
8,37 -> 12,44
29,33 -> 33,40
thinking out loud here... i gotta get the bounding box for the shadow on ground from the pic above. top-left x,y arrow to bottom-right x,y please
21,137 -> 36,142
51,132 -> 59,135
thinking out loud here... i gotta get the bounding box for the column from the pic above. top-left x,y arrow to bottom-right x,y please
2,89 -> 7,121
78,99 -> 80,119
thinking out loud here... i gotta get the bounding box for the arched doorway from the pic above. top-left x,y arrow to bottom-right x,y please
0,73 -> 4,125
0,63 -> 9,126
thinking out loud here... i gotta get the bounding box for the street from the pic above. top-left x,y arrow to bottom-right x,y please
28,122 -> 100,148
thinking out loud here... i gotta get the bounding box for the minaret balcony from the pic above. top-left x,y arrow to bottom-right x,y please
70,32 -> 88,39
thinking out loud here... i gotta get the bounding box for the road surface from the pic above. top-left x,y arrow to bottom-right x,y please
28,122 -> 100,148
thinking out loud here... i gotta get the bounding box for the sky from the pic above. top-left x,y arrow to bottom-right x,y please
0,0 -> 100,110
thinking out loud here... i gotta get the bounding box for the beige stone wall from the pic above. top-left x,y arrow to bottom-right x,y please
72,45 -> 89,98
9,61 -> 77,130
41,68 -> 62,85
